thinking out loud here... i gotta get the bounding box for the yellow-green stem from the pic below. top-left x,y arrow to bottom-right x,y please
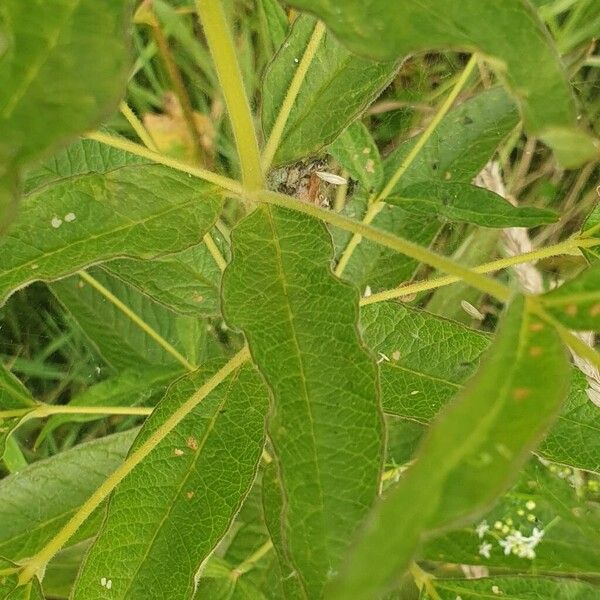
86,132 -> 243,194
119,102 -> 158,152
78,271 -> 196,372
254,190 -> 511,302
335,54 -> 478,276
203,232 -> 228,271
362,236 -> 600,306
17,347 -> 250,585
0,405 -> 153,420
230,540 -> 274,580
410,563 -> 442,600
261,20 -> 326,173
196,0 -> 263,189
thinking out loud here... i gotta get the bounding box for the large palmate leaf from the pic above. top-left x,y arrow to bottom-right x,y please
0,430 -> 136,562
361,302 -> 600,473
285,0 -> 597,167
51,268 -> 195,370
336,87 -> 519,290
73,361 -> 268,600
0,363 -> 36,458
262,15 -> 399,166
222,206 -> 383,598
0,165 -> 223,306
331,296 -> 570,600
0,1 -> 133,220
387,181 -> 557,228
541,263 -> 600,331
424,460 -> 600,575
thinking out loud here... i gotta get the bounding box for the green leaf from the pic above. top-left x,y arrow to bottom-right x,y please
0,1 -> 133,219
222,206 -> 383,598
331,296 -> 570,600
50,269 -> 193,370
336,87 -> 519,290
388,182 -> 558,228
37,366 -> 181,445
285,0 -> 597,167
194,558 -> 267,600
361,302 -> 600,473
262,15 -> 399,166
424,459 -> 600,574
328,121 -> 383,193
43,541 -> 90,600
0,558 -> 44,600
105,242 -> 221,317
0,430 -> 136,562
0,165 -> 223,306
429,576 -> 600,599
23,138 -> 148,194
72,361 -> 268,600
542,264 -> 600,330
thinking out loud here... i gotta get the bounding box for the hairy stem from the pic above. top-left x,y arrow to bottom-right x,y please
119,101 -> 158,151
86,132 -> 243,194
78,271 -> 196,372
17,347 -> 250,585
361,236 -> 600,306
196,0 -> 263,189
254,190 -> 511,302
261,20 -> 326,173
0,405 -> 153,420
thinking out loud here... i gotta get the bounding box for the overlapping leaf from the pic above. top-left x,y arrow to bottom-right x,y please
361,302 -> 600,473
0,0 -> 133,221
331,297 -> 570,599
222,205 -> 383,598
262,15 -> 399,166
335,88 -> 519,290
73,361 -> 268,600
388,181 -> 557,228
0,165 -> 222,306
285,0 -> 597,167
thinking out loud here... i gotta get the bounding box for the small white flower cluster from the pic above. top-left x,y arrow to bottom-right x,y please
474,500 -> 545,561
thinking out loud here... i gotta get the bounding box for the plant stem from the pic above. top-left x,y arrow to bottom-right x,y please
409,562 -> 442,600
86,132 -> 243,194
0,405 -> 153,420
261,20 -> 326,173
335,54 -> 478,276
78,271 -> 196,372
203,232 -> 228,271
254,190 -> 511,302
120,101 -> 158,152
361,236 -> 600,306
17,347 -> 250,585
230,540 -> 274,579
196,0 -> 263,189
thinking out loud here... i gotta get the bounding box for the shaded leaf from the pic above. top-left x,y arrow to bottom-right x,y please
0,430 -> 136,561
222,206 -> 383,598
72,361 -> 268,600
50,269 -> 193,370
0,0 -> 133,220
336,87 -> 519,290
331,297 -> 570,599
285,0 -> 597,166
37,366 -> 181,445
542,264 -> 600,330
0,165 -> 223,306
328,121 -> 383,192
262,15 -> 399,166
388,181 -> 557,228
